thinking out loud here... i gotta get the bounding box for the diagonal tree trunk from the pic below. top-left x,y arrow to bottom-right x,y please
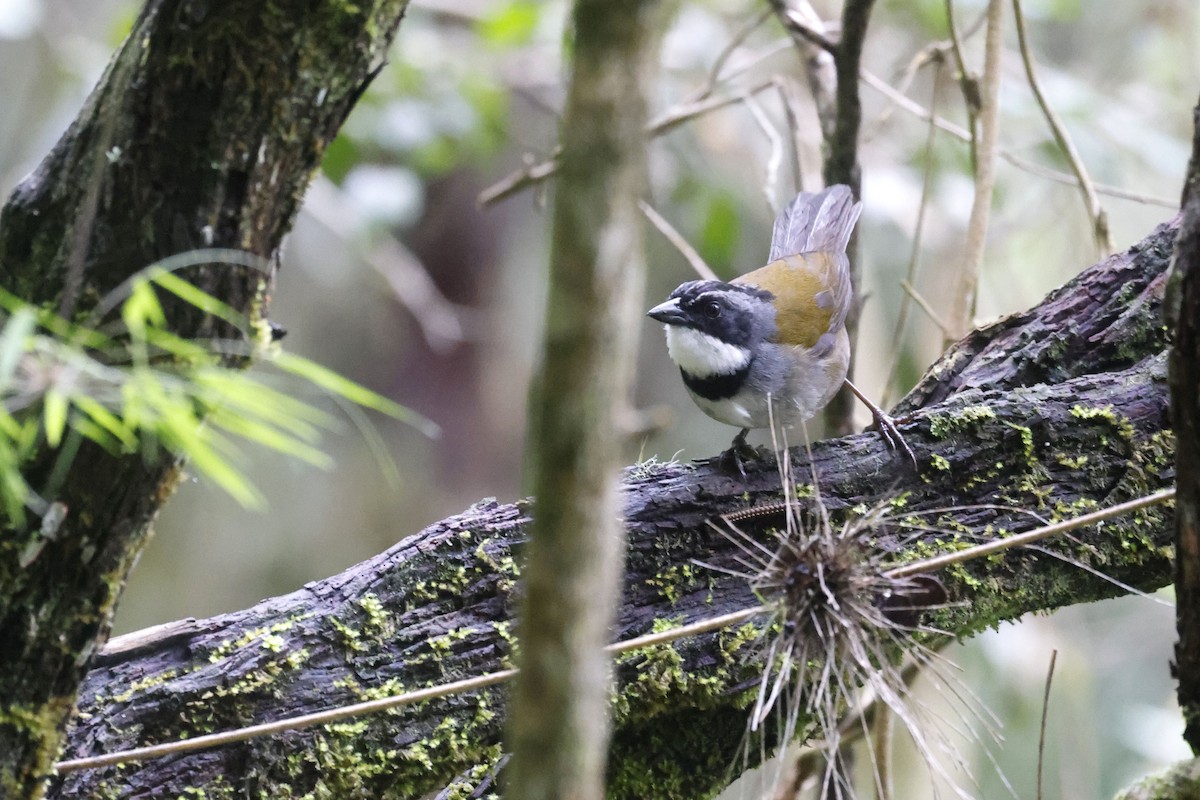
0,1 -> 410,796
49,219 -> 1177,799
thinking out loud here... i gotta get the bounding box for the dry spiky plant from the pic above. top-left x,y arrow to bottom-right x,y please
704,415 -> 1002,800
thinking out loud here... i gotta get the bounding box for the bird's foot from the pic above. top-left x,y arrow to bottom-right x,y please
844,379 -> 918,467
716,429 -> 759,479
869,407 -> 917,467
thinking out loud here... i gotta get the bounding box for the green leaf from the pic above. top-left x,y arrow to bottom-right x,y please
143,328 -> 221,364
157,412 -> 264,509
0,410 -> 22,439
122,279 -> 167,337
700,192 -> 741,276
0,436 -> 28,527
479,1 -> 540,47
192,369 -> 334,434
42,390 -> 69,448
0,289 -> 108,349
272,352 -> 440,437
321,135 -> 360,184
0,307 -> 35,394
208,408 -> 334,467
150,269 -> 247,329
73,395 -> 137,451
72,416 -> 124,453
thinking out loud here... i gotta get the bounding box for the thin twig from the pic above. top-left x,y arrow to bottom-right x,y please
1036,649 -> 1058,800
946,0 -> 1003,346
774,78 -> 810,192
819,0 -> 878,438
476,148 -> 563,207
944,0 -> 980,170
872,702 -> 894,800
900,279 -> 952,338
770,1 -> 836,177
306,177 -> 471,352
481,13 -> 787,209
696,7 -> 773,103
743,91 -> 785,215
882,60 -> 946,408
788,659 -> 926,793
484,34 -> 1172,212
769,0 -> 839,54
54,605 -> 769,775
860,70 -> 1176,208
868,7 -> 987,142
639,200 -> 720,281
864,41 -> 950,142
480,78 -> 779,208
885,488 -> 1177,579
650,76 -> 779,138
53,667 -> 519,774
1011,0 -> 1113,257
798,1 -> 840,150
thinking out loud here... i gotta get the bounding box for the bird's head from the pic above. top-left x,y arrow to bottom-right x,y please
647,281 -> 776,377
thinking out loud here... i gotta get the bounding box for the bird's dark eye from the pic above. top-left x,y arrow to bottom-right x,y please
703,301 -> 722,319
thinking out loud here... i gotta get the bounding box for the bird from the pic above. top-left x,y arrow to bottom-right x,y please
647,185 -> 913,473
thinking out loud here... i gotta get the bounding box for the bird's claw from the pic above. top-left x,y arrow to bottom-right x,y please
870,409 -> 917,467
716,429 -> 758,479
844,379 -> 918,468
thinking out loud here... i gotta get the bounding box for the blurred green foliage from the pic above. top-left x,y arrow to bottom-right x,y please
0,255 -> 430,527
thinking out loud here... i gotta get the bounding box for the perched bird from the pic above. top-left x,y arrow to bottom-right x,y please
647,185 -> 912,471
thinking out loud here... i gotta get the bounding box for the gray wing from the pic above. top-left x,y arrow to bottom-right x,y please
768,185 -> 863,261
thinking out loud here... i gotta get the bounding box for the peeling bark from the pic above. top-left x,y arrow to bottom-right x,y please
50,221 -> 1178,799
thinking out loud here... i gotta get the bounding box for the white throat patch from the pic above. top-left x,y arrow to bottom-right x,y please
663,326 -> 751,377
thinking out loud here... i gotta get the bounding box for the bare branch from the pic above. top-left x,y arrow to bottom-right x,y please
946,0 -> 1004,345
860,69 -> 1176,208
882,60 -> 947,407
639,200 -> 719,281
1011,0 -> 1114,257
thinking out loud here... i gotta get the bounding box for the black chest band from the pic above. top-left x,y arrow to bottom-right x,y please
681,362 -> 751,401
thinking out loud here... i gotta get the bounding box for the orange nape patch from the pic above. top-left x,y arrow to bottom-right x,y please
733,253 -> 844,349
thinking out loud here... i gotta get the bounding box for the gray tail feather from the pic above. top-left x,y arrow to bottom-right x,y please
768,185 -> 863,261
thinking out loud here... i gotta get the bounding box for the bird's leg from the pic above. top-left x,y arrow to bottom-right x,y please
717,428 -> 757,478
844,379 -> 917,466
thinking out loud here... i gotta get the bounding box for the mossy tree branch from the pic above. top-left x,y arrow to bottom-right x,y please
49,219 -> 1177,800
0,1 -> 410,796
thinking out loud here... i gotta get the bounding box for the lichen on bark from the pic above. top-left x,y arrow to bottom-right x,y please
49,220 -> 1178,799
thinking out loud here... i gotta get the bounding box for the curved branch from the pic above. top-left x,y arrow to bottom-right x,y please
50,219 -> 1178,799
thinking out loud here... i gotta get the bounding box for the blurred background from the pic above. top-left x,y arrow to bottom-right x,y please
1,0 -> 1195,796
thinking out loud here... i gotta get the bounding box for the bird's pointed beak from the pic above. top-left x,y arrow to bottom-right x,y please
647,297 -> 686,325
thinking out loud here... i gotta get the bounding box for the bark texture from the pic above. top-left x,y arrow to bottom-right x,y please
1169,99 -> 1200,751
49,220 -> 1177,799
505,1 -> 662,798
0,1 -> 409,796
